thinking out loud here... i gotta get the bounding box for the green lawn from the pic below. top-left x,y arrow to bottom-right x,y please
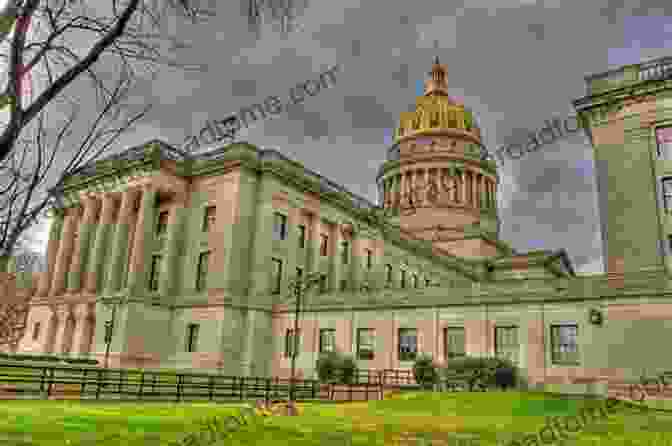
0,392 -> 671,446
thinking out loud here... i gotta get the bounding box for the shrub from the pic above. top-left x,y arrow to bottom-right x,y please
315,351 -> 356,384
442,356 -> 518,391
316,352 -> 341,383
412,353 -> 437,389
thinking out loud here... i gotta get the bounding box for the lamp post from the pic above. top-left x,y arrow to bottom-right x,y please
282,271 -> 321,413
99,296 -> 127,369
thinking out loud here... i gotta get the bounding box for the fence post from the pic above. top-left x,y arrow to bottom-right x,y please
138,371 -> 145,400
118,370 -> 123,399
240,376 -> 245,400
95,369 -> 102,400
45,366 -> 54,399
208,376 -> 214,402
80,368 -> 87,399
39,367 -> 47,394
176,374 -> 182,402
265,377 -> 270,404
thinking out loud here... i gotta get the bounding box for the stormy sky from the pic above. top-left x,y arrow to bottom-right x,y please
22,0 -> 672,274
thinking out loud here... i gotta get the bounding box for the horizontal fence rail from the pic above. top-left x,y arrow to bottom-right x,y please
0,362 -> 387,402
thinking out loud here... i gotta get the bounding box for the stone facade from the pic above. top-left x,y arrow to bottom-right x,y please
7,57 -> 672,391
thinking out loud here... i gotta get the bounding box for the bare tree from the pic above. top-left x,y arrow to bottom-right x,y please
0,0 -> 214,272
0,0 -> 214,347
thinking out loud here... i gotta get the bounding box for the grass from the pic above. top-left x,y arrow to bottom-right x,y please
0,391 -> 671,445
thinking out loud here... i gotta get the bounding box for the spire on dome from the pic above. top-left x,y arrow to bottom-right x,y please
424,57 -> 449,96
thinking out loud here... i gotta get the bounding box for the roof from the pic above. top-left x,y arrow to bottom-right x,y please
62,139 -> 378,211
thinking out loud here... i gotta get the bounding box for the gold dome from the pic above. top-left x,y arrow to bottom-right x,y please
395,58 -> 479,142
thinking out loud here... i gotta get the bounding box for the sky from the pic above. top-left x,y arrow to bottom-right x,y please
19,0 -> 672,274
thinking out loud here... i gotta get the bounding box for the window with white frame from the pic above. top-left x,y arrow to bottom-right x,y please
551,324 -> 579,364
319,328 -> 336,353
494,325 -> 519,364
657,127 -> 672,160
398,328 -> 417,361
444,327 -> 465,359
663,178 -> 672,214
357,328 -> 375,360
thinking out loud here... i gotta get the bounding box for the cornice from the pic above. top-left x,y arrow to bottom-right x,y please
574,78 -> 672,124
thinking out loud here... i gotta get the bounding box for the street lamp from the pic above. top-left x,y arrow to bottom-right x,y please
98,296 -> 128,369
281,271 -> 321,413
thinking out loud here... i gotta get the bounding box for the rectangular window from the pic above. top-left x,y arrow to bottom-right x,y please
295,267 -> 303,281
273,213 -> 287,241
298,225 -> 306,248
156,211 -> 169,235
357,328 -> 375,360
319,274 -> 327,294
663,178 -> 672,213
341,240 -> 349,265
148,255 -> 162,291
444,327 -> 466,359
495,326 -> 520,364
340,279 -> 348,291
365,249 -> 372,269
412,274 -> 418,288
185,323 -> 199,353
202,206 -> 216,232
398,328 -> 417,361
285,329 -> 300,358
385,264 -> 393,284
657,127 -> 672,160
319,328 -> 336,353
551,324 -> 579,364
320,234 -> 329,256
400,270 -> 406,289
196,251 -> 210,291
271,258 -> 283,295
32,322 -> 41,341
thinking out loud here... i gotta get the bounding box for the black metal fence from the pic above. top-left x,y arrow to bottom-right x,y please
0,362 -> 387,402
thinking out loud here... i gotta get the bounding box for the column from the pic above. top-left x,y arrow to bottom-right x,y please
461,171 -> 467,204
479,175 -> 485,208
159,193 -> 187,297
36,209 -> 64,297
471,173 -> 478,208
247,197 -> 277,297
350,232 -> 363,291
51,304 -> 74,355
309,213 -> 321,274
127,185 -> 158,296
331,222 -> 343,292
42,306 -> 59,354
85,193 -> 118,294
240,309 -> 257,377
105,188 -> 140,294
70,303 -> 95,356
67,196 -> 100,294
284,207 -> 300,288
400,172 -> 407,206
377,181 -> 384,207
49,207 -> 79,297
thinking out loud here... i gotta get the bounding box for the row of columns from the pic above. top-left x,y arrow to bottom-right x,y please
380,168 -> 496,209
36,184 -> 160,298
41,303 -> 95,356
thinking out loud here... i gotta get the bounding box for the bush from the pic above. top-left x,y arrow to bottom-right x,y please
316,352 -> 341,383
315,351 -> 356,384
442,356 -> 518,391
412,353 -> 437,389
